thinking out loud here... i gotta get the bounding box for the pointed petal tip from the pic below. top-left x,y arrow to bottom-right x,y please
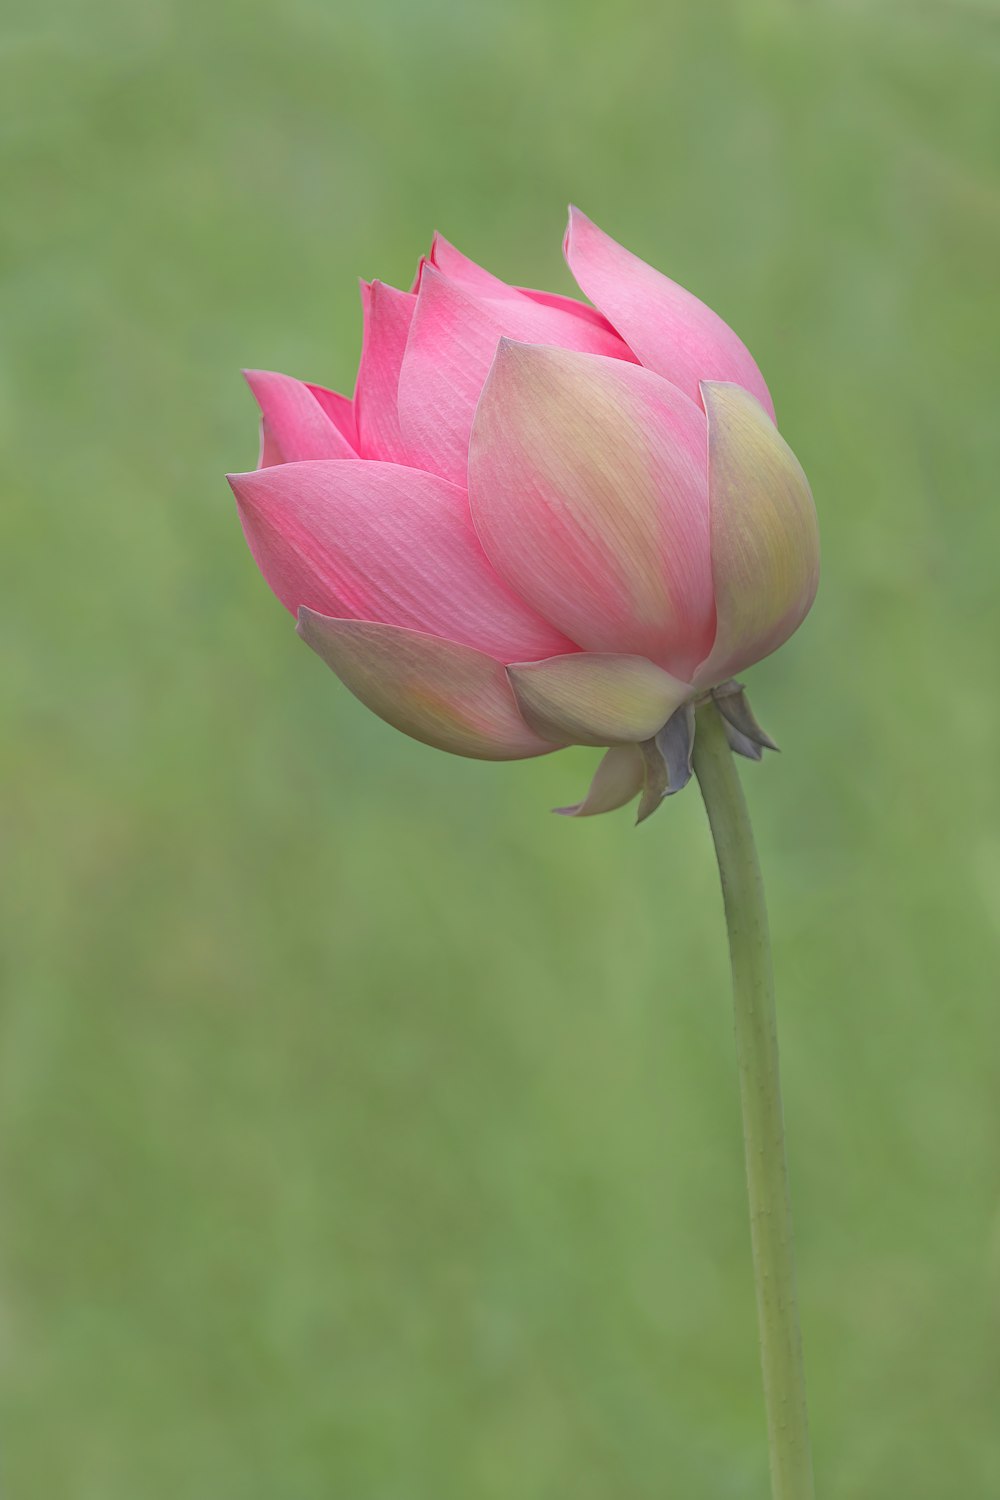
415,258 -> 444,288
241,367 -> 278,405
227,468 -> 258,499
551,800 -> 621,819
562,205 -> 594,264
228,464 -> 288,508
295,604 -> 317,640
242,366 -> 284,387
551,744 -> 645,819
700,377 -> 775,425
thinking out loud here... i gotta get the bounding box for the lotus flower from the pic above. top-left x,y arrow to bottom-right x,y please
229,209 -> 819,819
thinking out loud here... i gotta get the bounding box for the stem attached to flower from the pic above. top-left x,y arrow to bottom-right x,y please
691,701 -> 815,1500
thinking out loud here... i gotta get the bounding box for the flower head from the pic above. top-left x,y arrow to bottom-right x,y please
229,210 -> 818,818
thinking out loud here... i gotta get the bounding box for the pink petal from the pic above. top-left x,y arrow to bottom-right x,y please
307,383 -> 358,449
555,745 -> 645,817
298,614 -> 559,760
694,382 -> 820,685
244,370 -> 357,465
229,459 -> 575,661
396,264 -> 635,487
354,280 -> 417,463
429,234 -> 625,336
428,232 -> 519,297
468,342 -> 716,681
517,286 -> 626,334
564,207 -> 775,420
507,652 -> 691,746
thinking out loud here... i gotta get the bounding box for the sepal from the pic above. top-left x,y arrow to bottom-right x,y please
713,679 -> 780,759
636,702 -> 696,823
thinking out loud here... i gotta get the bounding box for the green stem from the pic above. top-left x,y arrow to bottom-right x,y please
691,701 -> 815,1500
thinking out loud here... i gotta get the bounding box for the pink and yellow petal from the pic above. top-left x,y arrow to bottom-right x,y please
506,652 -> 691,747
694,383 -> 819,686
469,341 -> 715,680
297,614 -> 559,760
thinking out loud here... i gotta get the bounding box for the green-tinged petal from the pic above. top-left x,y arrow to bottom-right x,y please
695,383 -> 820,686
297,612 -> 560,761
555,745 -> 645,817
506,652 -> 691,747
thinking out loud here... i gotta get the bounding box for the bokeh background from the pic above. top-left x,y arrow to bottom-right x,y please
4,0 -> 1000,1494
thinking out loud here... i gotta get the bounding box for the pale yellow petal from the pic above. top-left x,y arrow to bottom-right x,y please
507,652 -> 691,747
297,612 -> 558,761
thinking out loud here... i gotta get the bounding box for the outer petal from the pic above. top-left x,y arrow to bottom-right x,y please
564,207 -> 775,420
229,459 -> 575,661
555,745 -> 644,817
296,613 -> 559,761
694,383 -> 819,685
354,280 -> 417,463
469,341 -> 716,681
244,370 -> 357,465
396,265 -> 634,486
507,653 -> 690,747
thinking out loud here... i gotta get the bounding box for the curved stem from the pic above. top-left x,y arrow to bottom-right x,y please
692,701 -> 815,1500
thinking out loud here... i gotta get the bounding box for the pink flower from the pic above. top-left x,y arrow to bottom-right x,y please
229,209 -> 819,817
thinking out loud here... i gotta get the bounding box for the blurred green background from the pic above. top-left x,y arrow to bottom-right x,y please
3,0 -> 1000,1494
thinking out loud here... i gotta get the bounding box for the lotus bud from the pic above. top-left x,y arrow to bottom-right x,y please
229,209 -> 819,820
